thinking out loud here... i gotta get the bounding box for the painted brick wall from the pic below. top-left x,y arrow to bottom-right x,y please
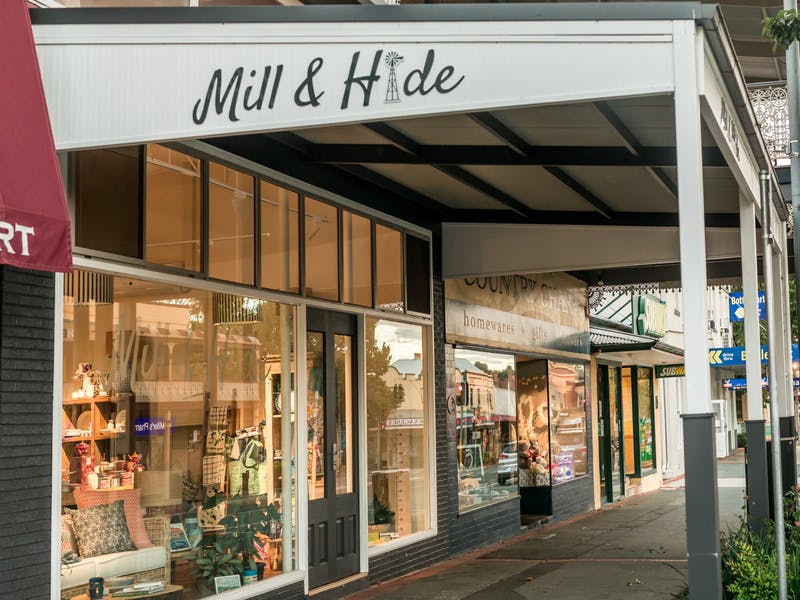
0,267 -> 56,599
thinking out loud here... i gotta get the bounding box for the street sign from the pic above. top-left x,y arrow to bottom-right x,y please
722,377 -> 800,390
728,291 -> 766,323
708,343 -> 799,367
655,364 -> 685,378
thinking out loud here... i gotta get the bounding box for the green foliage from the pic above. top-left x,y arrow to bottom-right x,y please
371,495 -> 395,525
366,319 -> 404,428
192,542 -> 244,590
763,10 -> 800,51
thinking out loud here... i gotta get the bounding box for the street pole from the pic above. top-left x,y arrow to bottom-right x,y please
762,170 -> 788,600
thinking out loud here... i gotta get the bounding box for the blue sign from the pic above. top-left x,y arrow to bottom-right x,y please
134,417 -> 175,436
729,291 -> 766,323
722,377 -> 800,390
708,343 -> 798,367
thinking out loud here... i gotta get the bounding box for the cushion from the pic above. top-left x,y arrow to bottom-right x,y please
74,488 -> 153,549
60,515 -> 77,556
60,556 -> 98,589
65,500 -> 136,558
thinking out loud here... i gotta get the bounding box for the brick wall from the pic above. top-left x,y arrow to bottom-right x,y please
0,267 -> 56,599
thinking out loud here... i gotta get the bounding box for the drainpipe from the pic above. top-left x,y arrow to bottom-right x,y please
763,170 -> 788,600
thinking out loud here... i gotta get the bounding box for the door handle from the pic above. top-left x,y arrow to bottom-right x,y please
332,443 -> 339,471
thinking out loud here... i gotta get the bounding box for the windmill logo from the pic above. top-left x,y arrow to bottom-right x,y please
384,51 -> 404,103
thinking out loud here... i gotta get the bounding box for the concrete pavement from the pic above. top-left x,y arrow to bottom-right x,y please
346,453 -> 749,599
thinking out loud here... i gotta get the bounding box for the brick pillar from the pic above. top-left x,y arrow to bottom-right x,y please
0,266 -> 56,599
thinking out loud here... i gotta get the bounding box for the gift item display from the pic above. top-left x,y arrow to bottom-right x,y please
62,271 -> 297,600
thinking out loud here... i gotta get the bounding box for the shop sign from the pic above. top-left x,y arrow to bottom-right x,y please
708,343 -> 799,367
655,364 -> 684,378
445,273 -> 589,357
384,417 -> 423,429
728,291 -> 765,323
632,295 -> 666,337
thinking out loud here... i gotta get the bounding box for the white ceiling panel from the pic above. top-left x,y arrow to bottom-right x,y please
491,103 -> 622,146
294,125 -> 389,145
553,166 -> 676,213
384,114 -> 502,146
463,166 -> 595,212
364,164 -> 507,210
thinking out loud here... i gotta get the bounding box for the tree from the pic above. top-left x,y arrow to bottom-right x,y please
366,320 -> 404,428
763,10 -> 800,50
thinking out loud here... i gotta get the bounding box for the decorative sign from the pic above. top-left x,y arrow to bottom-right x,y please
708,343 -> 798,367
728,291 -> 766,323
632,295 -> 667,337
445,273 -> 590,357
655,364 -> 684,378
34,21 -> 676,150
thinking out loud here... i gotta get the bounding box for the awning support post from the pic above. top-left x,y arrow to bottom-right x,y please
673,20 -> 721,600
740,191 -> 769,531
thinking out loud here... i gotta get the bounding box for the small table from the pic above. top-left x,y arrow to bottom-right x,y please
71,584 -> 183,600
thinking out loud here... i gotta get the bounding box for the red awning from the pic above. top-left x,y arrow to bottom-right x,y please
0,0 -> 71,272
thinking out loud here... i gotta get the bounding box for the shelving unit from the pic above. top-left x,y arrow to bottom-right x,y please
61,393 -> 133,479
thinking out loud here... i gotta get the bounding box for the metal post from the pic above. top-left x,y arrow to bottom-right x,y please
740,191 -> 770,530
673,20 -> 721,600
762,170 -> 788,600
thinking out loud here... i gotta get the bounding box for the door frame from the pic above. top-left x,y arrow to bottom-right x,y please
598,364 -> 625,503
305,307 -> 362,590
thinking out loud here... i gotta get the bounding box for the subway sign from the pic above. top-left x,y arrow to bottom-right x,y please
655,364 -> 685,378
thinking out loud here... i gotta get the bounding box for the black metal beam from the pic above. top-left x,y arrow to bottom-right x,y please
310,143 -> 723,167
363,122 -> 537,218
446,209 -> 740,228
594,101 -> 679,199
543,166 -> 614,219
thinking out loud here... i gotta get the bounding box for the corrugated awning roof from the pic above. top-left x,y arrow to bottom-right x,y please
590,326 -> 657,352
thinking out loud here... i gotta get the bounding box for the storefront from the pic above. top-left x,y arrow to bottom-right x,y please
445,274 -> 593,524
4,4 -> 782,599
56,141 -> 436,599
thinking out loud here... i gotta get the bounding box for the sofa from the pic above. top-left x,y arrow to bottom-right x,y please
60,513 -> 170,600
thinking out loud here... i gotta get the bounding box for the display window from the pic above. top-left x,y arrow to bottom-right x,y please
60,270 -> 297,599
366,318 -> 431,544
453,349 -> 518,512
620,366 -> 655,476
637,367 -> 655,472
518,360 -> 588,488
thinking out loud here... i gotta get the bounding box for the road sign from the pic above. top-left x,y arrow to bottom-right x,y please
728,291 -> 766,323
708,343 -> 799,367
722,377 -> 800,389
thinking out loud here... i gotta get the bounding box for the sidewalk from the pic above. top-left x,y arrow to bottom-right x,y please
346,457 -> 748,600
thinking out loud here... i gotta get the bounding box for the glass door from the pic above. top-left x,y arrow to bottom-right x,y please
306,308 -> 359,589
598,365 -> 624,503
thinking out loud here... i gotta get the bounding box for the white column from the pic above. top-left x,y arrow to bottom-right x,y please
777,222 -> 793,417
675,22 -> 711,414
740,192 -> 763,420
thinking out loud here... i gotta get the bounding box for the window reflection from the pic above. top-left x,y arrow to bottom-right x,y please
637,367 -> 654,472
209,162 -> 254,285
367,319 -> 430,543
261,182 -> 300,294
375,225 -> 403,311
341,211 -> 372,307
304,198 -> 339,302
146,145 -> 201,271
454,349 -> 517,511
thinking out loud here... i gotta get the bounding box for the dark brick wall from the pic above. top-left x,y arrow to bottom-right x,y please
448,497 -> 521,556
248,581 -> 305,600
0,267 -> 56,600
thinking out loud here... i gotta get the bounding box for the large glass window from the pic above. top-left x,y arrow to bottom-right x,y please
75,147 -> 141,258
304,197 -> 339,302
548,362 -> 588,482
366,319 -> 431,543
261,182 -> 299,294
637,367 -> 655,472
375,225 -> 403,311
622,369 -> 636,476
209,162 -> 255,285
145,145 -> 202,271
341,211 -> 372,307
60,270 -> 297,598
517,359 -> 550,487
454,349 -> 517,511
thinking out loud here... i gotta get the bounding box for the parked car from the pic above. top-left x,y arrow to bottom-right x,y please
497,441 -> 518,485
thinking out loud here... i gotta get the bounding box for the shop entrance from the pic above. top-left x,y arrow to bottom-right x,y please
306,308 -> 360,589
598,366 -> 625,503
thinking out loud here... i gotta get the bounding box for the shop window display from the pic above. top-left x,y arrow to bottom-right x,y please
637,367 -> 655,472
366,319 -> 431,543
518,360 -> 588,490
61,271 -> 296,599
453,349 -> 517,512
